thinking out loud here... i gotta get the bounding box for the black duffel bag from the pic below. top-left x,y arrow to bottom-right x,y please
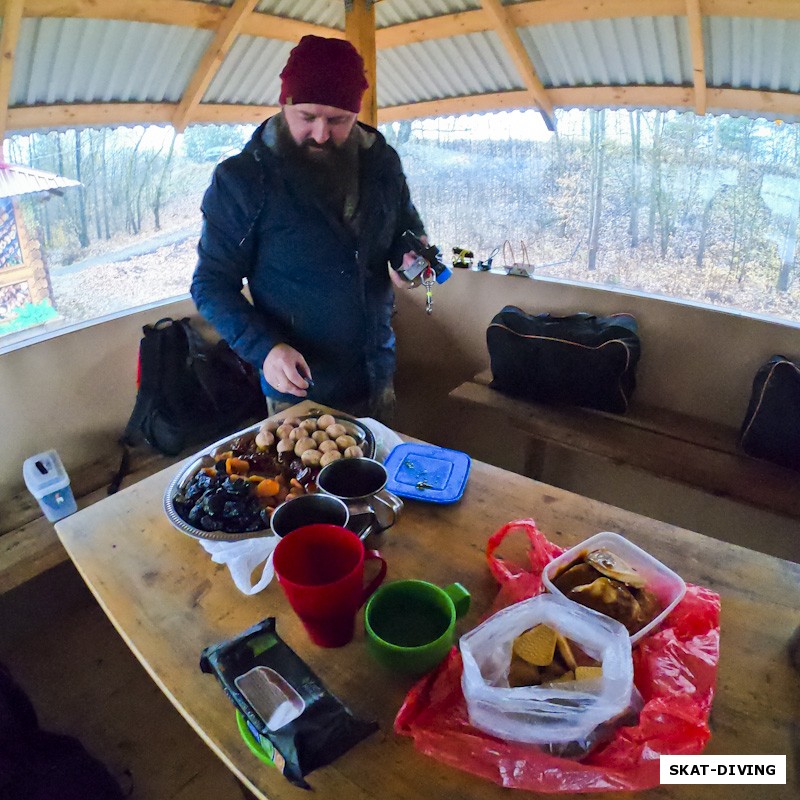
486,306 -> 641,413
739,355 -> 800,471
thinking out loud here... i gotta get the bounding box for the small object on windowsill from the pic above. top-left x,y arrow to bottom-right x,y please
477,246 -> 500,271
452,247 -> 474,268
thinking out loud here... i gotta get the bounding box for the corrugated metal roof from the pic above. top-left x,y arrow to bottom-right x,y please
204,36 -> 293,104
377,31 -> 521,106
256,0 -> 344,29
0,163 -> 80,199
707,17 -> 800,94
376,0 -> 479,28
13,18 -> 211,105
520,16 -> 690,88
7,3 -> 800,129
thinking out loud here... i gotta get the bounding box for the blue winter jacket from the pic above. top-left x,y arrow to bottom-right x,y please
191,118 -> 425,408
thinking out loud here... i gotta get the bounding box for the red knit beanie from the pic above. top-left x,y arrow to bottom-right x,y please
279,35 -> 369,113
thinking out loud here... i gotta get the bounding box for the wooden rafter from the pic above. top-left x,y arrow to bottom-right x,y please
380,84 -> 800,123
172,0 -> 259,132
686,0 -> 707,116
375,9 -> 488,48
478,0 -> 556,131
345,0 -> 377,128
16,84 -> 800,132
35,0 -> 800,38
0,0 -> 25,147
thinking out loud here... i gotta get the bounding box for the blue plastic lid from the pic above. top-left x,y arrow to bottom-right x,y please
384,443 -> 471,503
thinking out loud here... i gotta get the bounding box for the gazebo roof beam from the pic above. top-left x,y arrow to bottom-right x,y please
172,0 -> 259,132
478,0 -> 556,131
0,0 -> 25,147
686,0 -> 708,116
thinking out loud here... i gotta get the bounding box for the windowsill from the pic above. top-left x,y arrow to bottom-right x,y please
459,266 -> 800,331
2,268 -> 799,358
0,292 -> 193,357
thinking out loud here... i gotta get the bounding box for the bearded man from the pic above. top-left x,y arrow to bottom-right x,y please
191,35 -> 426,424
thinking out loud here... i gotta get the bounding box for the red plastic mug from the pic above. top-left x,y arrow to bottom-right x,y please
272,524 -> 387,647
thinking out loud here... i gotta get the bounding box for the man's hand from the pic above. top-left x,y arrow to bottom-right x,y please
389,235 -> 430,289
263,343 -> 313,397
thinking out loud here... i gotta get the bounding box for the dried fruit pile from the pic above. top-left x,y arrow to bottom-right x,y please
173,414 -> 367,534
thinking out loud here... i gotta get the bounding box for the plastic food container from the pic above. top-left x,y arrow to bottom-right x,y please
383,443 -> 471,503
22,450 -> 78,522
542,531 -> 686,645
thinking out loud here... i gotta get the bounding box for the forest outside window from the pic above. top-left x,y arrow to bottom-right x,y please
3,109 -> 800,348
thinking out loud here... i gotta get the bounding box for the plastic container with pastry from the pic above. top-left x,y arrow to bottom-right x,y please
542,531 -> 686,645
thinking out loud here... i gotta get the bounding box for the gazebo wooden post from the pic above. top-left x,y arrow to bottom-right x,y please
345,0 -> 378,128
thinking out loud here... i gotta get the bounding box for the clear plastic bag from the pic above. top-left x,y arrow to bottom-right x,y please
356,417 -> 404,463
199,537 -> 276,595
460,594 -> 633,746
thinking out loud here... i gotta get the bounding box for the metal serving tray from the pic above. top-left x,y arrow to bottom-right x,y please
163,414 -> 376,543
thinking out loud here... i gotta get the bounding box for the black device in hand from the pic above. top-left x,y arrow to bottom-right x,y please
397,231 -> 453,284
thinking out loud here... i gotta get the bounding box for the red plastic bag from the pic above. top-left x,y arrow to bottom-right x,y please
395,520 -> 720,793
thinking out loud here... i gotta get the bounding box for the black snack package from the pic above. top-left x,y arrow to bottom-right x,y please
200,618 -> 377,789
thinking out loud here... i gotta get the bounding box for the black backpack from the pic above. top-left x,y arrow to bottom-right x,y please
111,318 -> 264,491
487,307 -> 641,414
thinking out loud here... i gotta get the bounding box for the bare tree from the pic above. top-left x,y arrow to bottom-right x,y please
151,128 -> 177,230
628,110 -> 641,247
587,109 -> 606,271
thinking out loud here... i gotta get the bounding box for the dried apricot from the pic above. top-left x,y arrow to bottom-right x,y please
226,457 -> 250,475
256,478 -> 280,497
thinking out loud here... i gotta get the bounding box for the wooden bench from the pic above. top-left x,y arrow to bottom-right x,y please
0,449 -> 186,596
450,369 -> 800,521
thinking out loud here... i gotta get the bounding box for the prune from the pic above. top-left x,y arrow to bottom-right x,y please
172,493 -> 191,511
244,452 -> 278,473
200,514 -> 224,531
288,458 -> 304,474
229,436 -> 251,453
223,476 -> 251,496
294,466 -> 313,486
215,459 -> 228,472
188,501 -> 205,525
194,472 -> 216,491
223,500 -> 246,519
203,491 -> 228,518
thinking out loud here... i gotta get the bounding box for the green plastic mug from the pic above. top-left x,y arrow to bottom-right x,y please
364,579 -> 470,675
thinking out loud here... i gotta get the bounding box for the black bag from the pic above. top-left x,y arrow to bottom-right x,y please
0,662 -> 124,800
110,318 -> 264,492
486,306 -> 640,414
739,355 -> 800,471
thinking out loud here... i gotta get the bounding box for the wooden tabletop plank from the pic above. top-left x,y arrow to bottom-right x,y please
55,403 -> 799,800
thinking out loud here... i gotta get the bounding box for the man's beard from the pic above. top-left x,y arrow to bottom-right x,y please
298,137 -> 338,158
281,124 -> 359,206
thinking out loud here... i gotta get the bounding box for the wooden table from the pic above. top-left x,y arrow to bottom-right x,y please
55,401 -> 799,799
